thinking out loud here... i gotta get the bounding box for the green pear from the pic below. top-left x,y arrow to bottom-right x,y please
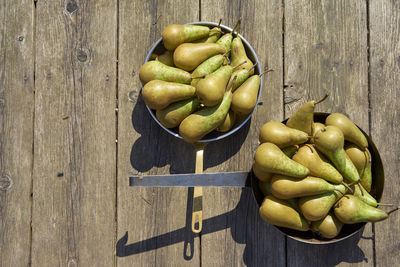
231,70 -> 269,115
156,97 -> 201,128
191,54 -> 227,87
216,109 -> 236,132
345,144 -> 372,192
156,50 -> 175,67
253,162 -> 273,182
173,43 -> 226,71
326,113 -> 368,150
162,24 -> 210,51
311,212 -> 343,239
193,27 -> 223,43
259,121 -> 308,148
253,145 -> 299,182
299,184 -> 345,221
215,19 -> 240,51
259,195 -> 309,231
309,122 -> 325,144
271,175 -> 345,199
228,69 -> 251,91
179,85 -> 233,143
314,126 -> 361,183
286,95 -> 328,135
139,61 -> 192,85
334,194 -> 388,224
255,143 -> 309,178
141,80 -> 196,110
231,37 -> 254,74
196,65 -> 233,106
351,183 -> 378,207
292,144 -> 343,184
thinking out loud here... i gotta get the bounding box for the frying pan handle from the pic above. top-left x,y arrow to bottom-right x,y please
191,143 -> 206,233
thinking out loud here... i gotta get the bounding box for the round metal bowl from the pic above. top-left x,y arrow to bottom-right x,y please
141,21 -> 262,143
251,112 -> 385,244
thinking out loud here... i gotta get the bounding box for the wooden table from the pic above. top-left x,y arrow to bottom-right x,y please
1,0 -> 399,266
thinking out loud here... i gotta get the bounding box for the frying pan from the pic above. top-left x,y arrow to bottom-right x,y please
137,21 -> 263,233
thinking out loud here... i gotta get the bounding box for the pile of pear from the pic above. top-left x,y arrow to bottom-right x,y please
138,21 -> 266,143
255,98 -> 398,239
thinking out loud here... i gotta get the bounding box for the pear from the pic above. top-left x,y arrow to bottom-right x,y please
259,121 -> 308,148
215,19 -> 240,51
255,143 -> 309,178
173,43 -> 226,71
231,37 -> 254,75
314,126 -> 361,183
139,61 -> 192,85
345,145 -> 372,192
196,65 -> 233,106
311,213 -> 343,239
292,144 -> 343,184
253,162 -> 273,182
334,194 -> 388,224
351,183 -> 378,207
259,195 -> 310,231
193,27 -> 223,43
191,54 -> 227,87
216,109 -> 236,132
271,175 -> 345,199
309,122 -> 325,144
162,24 -> 210,51
231,69 -> 271,115
156,97 -> 200,128
286,95 -> 328,135
228,69 -> 251,91
141,80 -> 195,110
326,113 -> 368,150
156,50 -> 175,67
299,184 -> 345,221
179,80 -> 234,143
258,181 -> 302,213
253,145 -> 299,182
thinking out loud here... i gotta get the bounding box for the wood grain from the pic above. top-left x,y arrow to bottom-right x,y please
117,1 -> 200,266
0,0 -> 34,266
284,0 -> 372,266
31,0 -> 117,266
200,0 -> 286,266
369,1 -> 400,266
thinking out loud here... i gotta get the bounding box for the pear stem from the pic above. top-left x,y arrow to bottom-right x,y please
248,62 -> 258,73
335,189 -> 345,196
259,68 -> 274,77
387,206 -> 400,215
233,60 -> 247,70
376,203 -> 397,206
227,75 -> 238,92
315,93 -> 329,105
357,183 -> 364,196
347,181 -> 359,187
191,75 -> 206,79
231,19 -> 241,35
218,19 -> 222,27
342,182 -> 354,194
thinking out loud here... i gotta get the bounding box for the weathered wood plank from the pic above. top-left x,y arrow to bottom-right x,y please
369,1 -> 400,266
117,1 -> 200,266
0,0 -> 34,266
31,0 -> 117,266
200,0 -> 286,266
285,0 -> 372,266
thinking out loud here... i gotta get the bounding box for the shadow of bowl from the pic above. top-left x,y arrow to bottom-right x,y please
140,21 -> 262,143
251,112 -> 385,244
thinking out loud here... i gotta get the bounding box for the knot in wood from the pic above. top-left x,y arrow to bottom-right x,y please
66,0 -> 78,13
0,175 -> 13,191
77,49 -> 88,62
18,36 -> 24,42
